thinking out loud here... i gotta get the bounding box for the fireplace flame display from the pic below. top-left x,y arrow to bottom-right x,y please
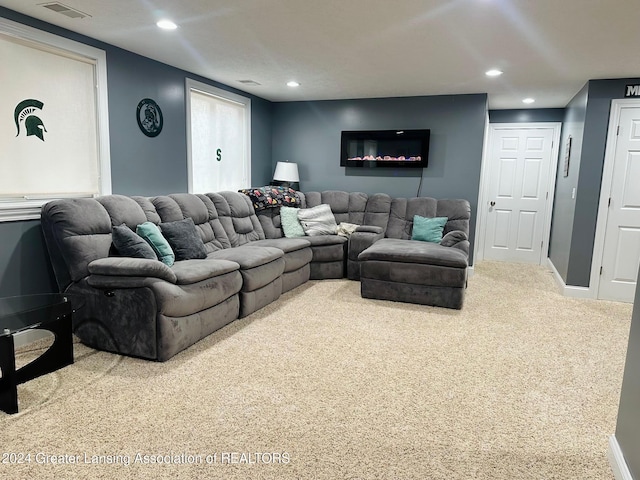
341,129 -> 430,168
347,155 -> 422,162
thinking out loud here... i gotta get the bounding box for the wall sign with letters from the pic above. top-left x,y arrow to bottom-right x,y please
625,84 -> 640,97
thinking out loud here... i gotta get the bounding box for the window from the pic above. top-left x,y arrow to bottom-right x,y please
186,79 -> 251,193
0,17 -> 111,221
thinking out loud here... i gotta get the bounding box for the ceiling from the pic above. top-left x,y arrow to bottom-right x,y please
2,0 -> 640,109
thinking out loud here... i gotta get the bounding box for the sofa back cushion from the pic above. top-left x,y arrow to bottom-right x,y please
387,197 -> 438,239
211,191 -> 266,247
363,193 -> 392,232
386,197 -> 470,240
149,194 -> 231,252
41,198 -> 113,290
98,195 -> 149,228
304,191 -> 368,225
436,199 -> 472,236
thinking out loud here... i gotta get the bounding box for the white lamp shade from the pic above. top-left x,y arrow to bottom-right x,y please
273,162 -> 299,182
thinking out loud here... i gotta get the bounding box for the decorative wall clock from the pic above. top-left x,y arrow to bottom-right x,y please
136,98 -> 163,137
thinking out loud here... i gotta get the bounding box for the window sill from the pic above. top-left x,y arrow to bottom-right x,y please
0,200 -> 48,222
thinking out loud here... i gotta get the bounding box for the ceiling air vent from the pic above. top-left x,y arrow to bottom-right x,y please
40,2 -> 91,19
238,80 -> 261,86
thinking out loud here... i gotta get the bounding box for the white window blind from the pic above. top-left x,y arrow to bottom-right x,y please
186,80 -> 251,194
0,18 -> 110,221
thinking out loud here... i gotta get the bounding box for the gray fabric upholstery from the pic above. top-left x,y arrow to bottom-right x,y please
256,191 -> 469,286
238,277 -> 283,318
40,191 -> 289,361
68,271 -> 242,360
98,195 -> 148,228
246,238 -> 312,292
304,191 -> 368,225
359,238 -> 468,309
276,191 -> 471,308
88,257 -> 178,283
282,264 -> 311,292
151,194 -> 231,252
156,295 -> 239,361
363,193 -> 392,231
310,261 -> 345,279
41,188 -> 471,361
213,191 -> 266,247
207,245 -> 285,315
361,279 -> 465,310
347,229 -> 385,280
41,198 -> 113,288
358,238 -> 468,268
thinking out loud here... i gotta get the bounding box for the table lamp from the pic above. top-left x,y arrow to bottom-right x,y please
273,161 -> 299,189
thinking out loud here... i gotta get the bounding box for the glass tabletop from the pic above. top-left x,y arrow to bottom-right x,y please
0,294 -> 83,336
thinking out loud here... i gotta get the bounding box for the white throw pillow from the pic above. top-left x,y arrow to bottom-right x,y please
297,204 -> 338,236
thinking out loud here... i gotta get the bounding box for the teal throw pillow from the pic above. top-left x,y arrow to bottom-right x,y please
411,215 -> 448,243
136,222 -> 175,266
280,206 -> 306,238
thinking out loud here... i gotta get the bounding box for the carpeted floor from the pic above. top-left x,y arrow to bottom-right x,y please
0,261 -> 632,479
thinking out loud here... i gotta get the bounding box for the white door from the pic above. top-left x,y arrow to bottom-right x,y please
598,105 -> 640,302
482,125 -> 558,264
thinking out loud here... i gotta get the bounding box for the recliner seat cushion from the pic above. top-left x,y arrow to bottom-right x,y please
207,246 -> 284,292
250,238 -> 312,272
358,238 -> 467,269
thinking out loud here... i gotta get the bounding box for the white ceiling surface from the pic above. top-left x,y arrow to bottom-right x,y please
2,0 -> 640,109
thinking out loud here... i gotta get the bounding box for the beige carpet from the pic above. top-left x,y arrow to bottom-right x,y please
0,261 -> 632,479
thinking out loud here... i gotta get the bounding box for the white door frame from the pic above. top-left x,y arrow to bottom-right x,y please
475,122 -> 562,264
590,98 -> 640,299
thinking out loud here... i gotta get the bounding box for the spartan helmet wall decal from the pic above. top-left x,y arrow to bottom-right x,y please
14,99 -> 47,141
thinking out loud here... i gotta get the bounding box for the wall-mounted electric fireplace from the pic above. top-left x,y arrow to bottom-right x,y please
340,129 -> 430,168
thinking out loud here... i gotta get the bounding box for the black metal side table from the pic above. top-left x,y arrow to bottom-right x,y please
0,294 -> 78,414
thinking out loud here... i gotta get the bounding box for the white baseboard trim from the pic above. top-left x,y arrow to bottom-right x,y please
608,435 -> 633,480
545,258 -> 594,299
467,265 -> 474,277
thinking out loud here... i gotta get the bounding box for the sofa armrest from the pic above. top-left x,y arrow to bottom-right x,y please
88,258 -> 178,284
348,229 -> 385,261
441,230 -> 469,256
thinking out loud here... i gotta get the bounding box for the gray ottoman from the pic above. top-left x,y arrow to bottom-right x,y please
358,238 -> 468,309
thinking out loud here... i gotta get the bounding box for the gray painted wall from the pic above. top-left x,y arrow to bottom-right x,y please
489,109 -> 565,123
548,85 -> 588,281
550,78 -> 640,287
615,266 -> 640,477
566,78 -> 639,286
0,220 -> 56,296
272,94 -> 488,264
0,7 -> 273,297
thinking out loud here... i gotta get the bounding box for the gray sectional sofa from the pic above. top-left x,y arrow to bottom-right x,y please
41,190 -> 470,361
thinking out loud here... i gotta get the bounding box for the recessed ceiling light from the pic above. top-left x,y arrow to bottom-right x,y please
485,69 -> 503,77
522,98 -> 535,104
157,19 -> 177,30
286,81 -> 300,87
